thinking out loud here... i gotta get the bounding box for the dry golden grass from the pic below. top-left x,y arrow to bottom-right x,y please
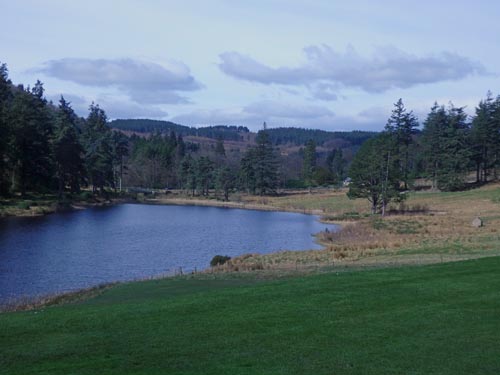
185,182 -> 500,273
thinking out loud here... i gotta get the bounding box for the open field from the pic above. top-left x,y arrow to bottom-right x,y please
1,257 -> 500,374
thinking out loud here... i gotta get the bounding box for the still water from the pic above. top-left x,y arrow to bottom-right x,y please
0,204 -> 336,302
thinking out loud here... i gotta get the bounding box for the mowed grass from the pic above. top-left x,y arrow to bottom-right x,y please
2,257 -> 500,374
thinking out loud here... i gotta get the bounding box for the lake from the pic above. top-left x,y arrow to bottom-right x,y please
0,203 -> 337,303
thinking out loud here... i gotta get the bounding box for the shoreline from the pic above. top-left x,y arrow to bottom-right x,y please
4,251 -> 496,313
0,196 -> 133,219
0,194 -> 340,311
143,196 -> 327,216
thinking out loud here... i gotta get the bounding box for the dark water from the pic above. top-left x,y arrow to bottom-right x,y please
0,204 -> 336,303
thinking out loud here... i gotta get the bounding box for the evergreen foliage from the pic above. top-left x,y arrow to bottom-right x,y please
0,63 -> 13,194
9,81 -> 53,195
470,92 -> 500,182
302,139 -> 317,188
53,97 -> 85,196
82,104 -> 114,193
326,148 -> 347,184
266,127 -> 377,146
110,119 -> 249,141
240,128 -> 279,195
384,98 -> 419,189
421,103 -> 471,191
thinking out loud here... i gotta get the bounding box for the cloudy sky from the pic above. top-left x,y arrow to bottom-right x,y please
2,0 -> 499,131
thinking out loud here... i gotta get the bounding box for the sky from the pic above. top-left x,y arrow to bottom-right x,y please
1,0 -> 499,131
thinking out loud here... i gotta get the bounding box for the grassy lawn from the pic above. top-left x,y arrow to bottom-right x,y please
2,257 -> 500,374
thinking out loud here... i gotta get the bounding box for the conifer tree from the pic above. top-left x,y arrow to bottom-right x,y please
111,131 -> 129,192
252,127 -> 279,195
302,139 -> 317,189
385,99 -> 419,189
215,166 -> 234,201
9,81 -> 53,195
82,103 -> 114,193
53,96 -> 85,196
240,148 -> 257,194
0,63 -> 13,195
421,103 -> 471,191
470,92 -> 500,182
195,156 -> 214,196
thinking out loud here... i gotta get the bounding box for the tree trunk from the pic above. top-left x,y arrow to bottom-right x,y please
58,170 -> 64,199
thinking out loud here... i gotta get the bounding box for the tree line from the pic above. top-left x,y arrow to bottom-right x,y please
0,63 -> 129,198
5,59 -> 496,208
348,96 -> 500,214
0,63 -> 351,199
110,119 -> 250,142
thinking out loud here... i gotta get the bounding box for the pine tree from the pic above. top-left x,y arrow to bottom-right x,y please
8,81 -> 53,195
215,136 -> 226,158
176,134 -> 186,160
53,96 -> 85,196
0,63 -> 13,195
385,99 -> 419,189
82,103 -> 114,194
240,148 -> 257,194
440,105 -> 471,190
421,103 -> 471,191
195,156 -> 214,196
178,155 -> 197,195
239,126 -> 278,196
253,128 -> 279,195
327,148 -> 347,184
302,139 -> 317,189
111,131 -> 129,192
215,166 -> 234,201
470,92 -> 500,182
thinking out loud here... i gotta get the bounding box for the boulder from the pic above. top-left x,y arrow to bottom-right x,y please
472,217 -> 483,228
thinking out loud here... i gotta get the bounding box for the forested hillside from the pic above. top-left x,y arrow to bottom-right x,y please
109,119 -> 375,146
2,60 -> 500,204
110,119 -> 250,142
266,127 -> 376,146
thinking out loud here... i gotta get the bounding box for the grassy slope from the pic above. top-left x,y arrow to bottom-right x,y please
2,258 -> 500,374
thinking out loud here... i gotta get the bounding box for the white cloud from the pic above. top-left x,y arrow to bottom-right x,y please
243,100 -> 334,119
219,45 -> 487,97
37,58 -> 203,105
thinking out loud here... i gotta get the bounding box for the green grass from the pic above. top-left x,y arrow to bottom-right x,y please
2,258 -> 500,374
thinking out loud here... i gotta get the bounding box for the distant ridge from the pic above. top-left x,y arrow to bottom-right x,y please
109,119 -> 249,141
110,119 -> 378,145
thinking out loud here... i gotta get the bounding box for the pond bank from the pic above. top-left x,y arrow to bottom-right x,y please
143,195 -> 327,217
0,195 -> 132,218
0,203 -> 334,304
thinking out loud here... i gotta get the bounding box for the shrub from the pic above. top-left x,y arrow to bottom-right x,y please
210,255 -> 231,267
79,191 -> 93,201
16,201 -> 32,210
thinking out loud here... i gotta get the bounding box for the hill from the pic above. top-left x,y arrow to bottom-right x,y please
109,119 -> 250,142
266,127 -> 377,147
109,119 -> 377,147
